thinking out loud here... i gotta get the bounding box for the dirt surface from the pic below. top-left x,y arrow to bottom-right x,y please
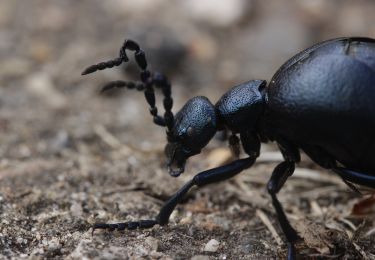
1,0 -> 375,259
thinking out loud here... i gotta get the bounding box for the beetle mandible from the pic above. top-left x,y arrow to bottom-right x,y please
82,37 -> 375,259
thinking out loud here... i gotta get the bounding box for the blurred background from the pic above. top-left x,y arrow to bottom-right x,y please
0,0 -> 374,258
1,0 -> 375,149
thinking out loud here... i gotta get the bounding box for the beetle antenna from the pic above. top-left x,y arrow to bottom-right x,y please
101,80 -> 145,93
82,39 -> 175,131
101,80 -> 166,127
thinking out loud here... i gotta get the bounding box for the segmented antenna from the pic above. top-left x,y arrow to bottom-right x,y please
82,39 -> 174,130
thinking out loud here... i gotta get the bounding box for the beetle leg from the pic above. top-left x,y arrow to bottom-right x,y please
92,157 -> 256,234
333,167 -> 375,189
301,145 -> 363,194
240,131 -> 260,158
341,178 -> 362,195
277,138 -> 300,162
229,133 -> 241,158
267,161 -> 300,260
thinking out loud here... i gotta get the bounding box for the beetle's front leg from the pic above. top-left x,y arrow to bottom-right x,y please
92,157 -> 256,233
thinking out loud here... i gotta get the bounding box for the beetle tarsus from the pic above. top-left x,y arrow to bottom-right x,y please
287,242 -> 296,260
92,220 -> 159,235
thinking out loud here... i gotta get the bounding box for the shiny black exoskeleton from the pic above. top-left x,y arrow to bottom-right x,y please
82,37 -> 375,259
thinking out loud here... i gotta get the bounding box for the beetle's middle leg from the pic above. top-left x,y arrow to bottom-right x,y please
92,157 -> 256,233
267,139 -> 301,260
267,161 -> 299,260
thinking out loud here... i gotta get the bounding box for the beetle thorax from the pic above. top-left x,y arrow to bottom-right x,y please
215,80 -> 266,133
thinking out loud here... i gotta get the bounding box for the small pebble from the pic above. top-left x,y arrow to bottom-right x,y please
0,58 -> 31,78
145,237 -> 159,251
70,202 -> 83,217
179,215 -> 192,225
16,237 -> 24,244
203,239 -> 220,252
135,245 -> 149,257
191,255 -> 210,260
48,238 -> 61,250
26,72 -> 67,110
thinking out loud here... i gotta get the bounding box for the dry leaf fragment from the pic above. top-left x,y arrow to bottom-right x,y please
351,194 -> 375,216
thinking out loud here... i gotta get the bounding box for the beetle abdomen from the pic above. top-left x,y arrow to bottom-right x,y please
265,37 -> 375,173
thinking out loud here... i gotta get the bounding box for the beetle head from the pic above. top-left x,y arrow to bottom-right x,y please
165,96 -> 217,177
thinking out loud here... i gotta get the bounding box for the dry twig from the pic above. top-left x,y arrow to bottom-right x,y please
256,209 -> 283,246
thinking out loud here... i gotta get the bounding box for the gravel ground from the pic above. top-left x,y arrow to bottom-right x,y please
1,0 -> 375,259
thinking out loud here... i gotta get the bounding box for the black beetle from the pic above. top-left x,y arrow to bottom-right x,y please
82,37 -> 375,259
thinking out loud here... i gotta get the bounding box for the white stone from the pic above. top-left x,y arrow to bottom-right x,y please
203,239 -> 220,252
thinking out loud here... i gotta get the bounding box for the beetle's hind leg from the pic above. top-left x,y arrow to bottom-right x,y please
332,167 -> 375,189
301,144 -> 365,194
